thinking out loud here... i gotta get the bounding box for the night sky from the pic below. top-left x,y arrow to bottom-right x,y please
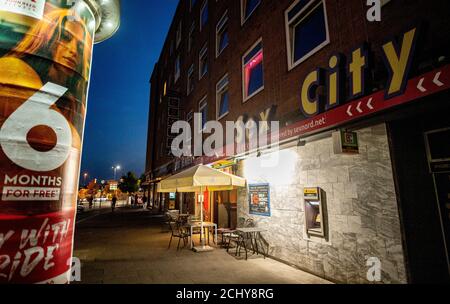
80,0 -> 178,182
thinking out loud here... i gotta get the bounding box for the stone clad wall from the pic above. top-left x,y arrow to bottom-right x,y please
237,124 -> 407,283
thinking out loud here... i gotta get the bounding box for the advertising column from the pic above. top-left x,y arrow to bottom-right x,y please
0,0 -> 95,283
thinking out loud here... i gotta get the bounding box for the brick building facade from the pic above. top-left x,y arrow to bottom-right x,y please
145,0 -> 450,283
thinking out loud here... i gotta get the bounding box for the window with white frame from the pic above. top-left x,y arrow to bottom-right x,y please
199,97 -> 208,130
187,64 -> 194,95
199,43 -> 208,79
186,110 -> 193,125
188,22 -> 195,53
216,74 -> 229,119
176,21 -> 182,48
242,39 -> 264,101
200,0 -> 208,31
285,0 -> 329,70
216,11 -> 229,57
175,56 -> 180,83
241,0 -> 261,24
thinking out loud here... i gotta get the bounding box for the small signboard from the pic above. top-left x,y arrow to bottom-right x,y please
211,159 -> 236,170
304,187 -> 320,200
0,0 -> 46,20
333,130 -> 359,154
249,184 -> 271,217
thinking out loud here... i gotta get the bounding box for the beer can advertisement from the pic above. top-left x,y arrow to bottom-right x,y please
0,0 -> 95,283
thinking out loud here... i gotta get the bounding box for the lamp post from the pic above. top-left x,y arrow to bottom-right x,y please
83,172 -> 89,187
112,165 -> 121,181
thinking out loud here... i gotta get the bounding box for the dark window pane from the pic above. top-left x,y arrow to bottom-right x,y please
201,60 -> 208,76
245,0 -> 261,19
287,0 -> 310,21
244,42 -> 262,64
201,106 -> 208,128
201,4 -> 208,27
248,61 -> 263,96
219,31 -> 229,52
293,3 -> 327,62
219,91 -> 229,116
428,130 -> 450,160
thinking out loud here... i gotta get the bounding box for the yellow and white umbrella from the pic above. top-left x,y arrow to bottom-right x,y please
158,165 -> 246,251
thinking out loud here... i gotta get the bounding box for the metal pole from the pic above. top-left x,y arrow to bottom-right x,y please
200,186 -> 204,248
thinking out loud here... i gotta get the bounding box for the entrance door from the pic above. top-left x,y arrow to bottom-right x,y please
214,190 -> 238,229
388,99 -> 450,283
425,128 -> 450,274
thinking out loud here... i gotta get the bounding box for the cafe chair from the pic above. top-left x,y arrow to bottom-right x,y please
168,221 -> 189,251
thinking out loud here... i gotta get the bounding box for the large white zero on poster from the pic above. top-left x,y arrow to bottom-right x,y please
0,82 -> 72,172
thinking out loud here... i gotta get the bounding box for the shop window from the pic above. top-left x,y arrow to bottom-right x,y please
241,0 -> 261,24
199,43 -> 208,80
175,56 -> 180,83
187,64 -> 194,95
176,21 -> 182,48
188,22 -> 195,53
216,11 -> 229,57
285,0 -> 329,70
199,96 -> 208,130
200,0 -> 208,31
216,74 -> 229,119
242,39 -> 264,102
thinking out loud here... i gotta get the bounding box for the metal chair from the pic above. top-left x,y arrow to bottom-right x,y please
234,218 -> 259,259
222,218 -> 254,253
168,221 -> 189,250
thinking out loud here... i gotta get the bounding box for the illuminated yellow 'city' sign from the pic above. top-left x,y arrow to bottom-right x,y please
300,27 -> 418,116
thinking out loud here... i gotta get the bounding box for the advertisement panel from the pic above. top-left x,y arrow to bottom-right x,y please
0,0 -> 95,283
249,183 -> 271,217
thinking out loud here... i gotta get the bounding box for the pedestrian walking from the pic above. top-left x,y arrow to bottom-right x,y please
143,195 -> 148,209
112,196 -> 117,212
88,196 -> 93,209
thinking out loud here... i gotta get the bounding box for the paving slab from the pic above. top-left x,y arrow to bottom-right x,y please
73,208 -> 331,284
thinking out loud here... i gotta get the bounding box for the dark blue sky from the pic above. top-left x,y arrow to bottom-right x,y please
80,0 -> 178,182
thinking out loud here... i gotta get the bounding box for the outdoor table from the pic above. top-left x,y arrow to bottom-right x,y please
235,228 -> 268,260
185,222 -> 218,249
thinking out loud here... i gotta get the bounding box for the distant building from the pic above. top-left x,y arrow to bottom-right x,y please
145,0 -> 450,283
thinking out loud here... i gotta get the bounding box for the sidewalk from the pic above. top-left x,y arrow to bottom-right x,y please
73,208 -> 331,284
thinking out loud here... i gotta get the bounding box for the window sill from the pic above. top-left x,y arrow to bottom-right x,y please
216,45 -> 228,59
243,86 -> 264,103
217,112 -> 229,121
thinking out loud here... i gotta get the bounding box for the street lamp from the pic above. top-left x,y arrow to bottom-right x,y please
83,173 -> 88,187
112,165 -> 121,181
